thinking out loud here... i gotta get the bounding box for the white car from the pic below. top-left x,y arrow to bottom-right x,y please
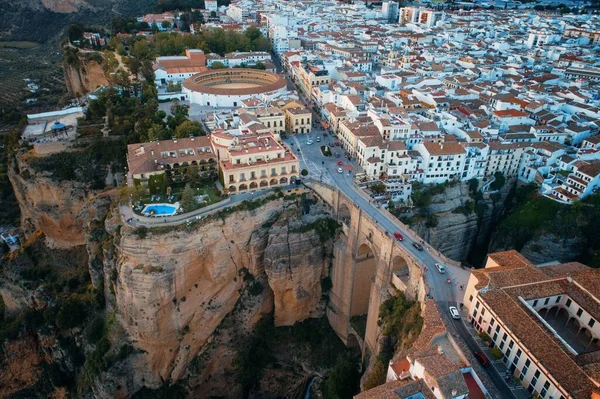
337,167 -> 343,173
449,306 -> 460,320
436,263 -> 446,274
307,140 -> 314,145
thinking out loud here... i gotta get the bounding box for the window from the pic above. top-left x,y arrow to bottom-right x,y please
544,298 -> 550,305
476,301 -> 480,309
577,308 -> 583,317
532,369 -> 540,387
566,299 -> 572,307
482,308 -> 486,316
496,325 -> 500,333
502,333 -> 507,341
556,296 -> 561,303
541,381 -> 550,398
491,319 -> 495,326
533,300 -> 538,307
509,340 -> 514,349
589,319 -> 596,328
469,295 -> 473,302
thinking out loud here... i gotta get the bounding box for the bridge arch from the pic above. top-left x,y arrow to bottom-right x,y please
338,202 -> 351,226
351,243 -> 378,318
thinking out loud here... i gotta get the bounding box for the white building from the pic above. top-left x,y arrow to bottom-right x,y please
463,250 -> 600,399
414,141 -> 466,184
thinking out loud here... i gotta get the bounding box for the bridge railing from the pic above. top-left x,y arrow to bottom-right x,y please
303,179 -> 462,268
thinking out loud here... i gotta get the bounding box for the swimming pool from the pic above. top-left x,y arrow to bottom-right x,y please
142,203 -> 179,216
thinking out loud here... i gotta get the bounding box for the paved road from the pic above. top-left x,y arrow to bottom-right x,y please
120,184 -> 301,227
290,133 -> 523,398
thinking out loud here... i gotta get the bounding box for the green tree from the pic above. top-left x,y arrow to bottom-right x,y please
185,164 -> 201,185
175,120 -> 205,138
68,22 -> 85,43
211,61 -> 226,69
180,184 -> 198,212
491,172 -> 506,191
370,182 -> 386,194
322,352 -> 360,399
167,81 -> 182,92
147,123 -> 169,141
301,169 -> 309,176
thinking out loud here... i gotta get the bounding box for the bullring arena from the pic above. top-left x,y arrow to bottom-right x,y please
182,68 -> 288,107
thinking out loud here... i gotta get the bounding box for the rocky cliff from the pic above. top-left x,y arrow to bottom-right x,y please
97,193 -> 336,394
407,181 -> 509,263
9,153 -> 96,248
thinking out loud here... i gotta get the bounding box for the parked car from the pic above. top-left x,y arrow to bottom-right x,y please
335,153 -> 340,158
334,141 -> 340,146
316,137 -> 321,142
449,306 -> 460,319
337,167 -> 343,173
307,140 -> 314,145
393,231 -> 404,241
413,242 -> 424,251
473,351 -> 490,367
436,263 -> 446,274
337,160 -> 343,166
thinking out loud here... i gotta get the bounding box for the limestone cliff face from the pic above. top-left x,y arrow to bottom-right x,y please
263,221 -> 329,326
408,181 -> 507,262
9,154 -> 94,248
109,197 -> 333,386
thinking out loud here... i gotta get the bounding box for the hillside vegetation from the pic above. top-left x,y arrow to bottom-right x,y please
491,184 -> 600,267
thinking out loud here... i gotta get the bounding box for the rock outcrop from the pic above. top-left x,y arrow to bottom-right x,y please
9,153 -> 95,248
108,195 -> 334,388
408,181 -> 509,263
263,220 -> 330,326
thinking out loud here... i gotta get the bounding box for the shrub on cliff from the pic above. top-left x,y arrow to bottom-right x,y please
362,359 -> 387,391
321,352 -> 360,399
56,298 -> 87,330
378,293 -> 423,351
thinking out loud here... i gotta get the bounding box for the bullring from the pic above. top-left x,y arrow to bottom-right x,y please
182,68 -> 288,108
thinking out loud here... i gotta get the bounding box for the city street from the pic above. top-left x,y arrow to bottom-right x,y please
285,128 -> 522,398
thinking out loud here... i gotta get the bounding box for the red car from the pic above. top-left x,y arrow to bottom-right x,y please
394,232 -> 404,241
334,141 -> 340,146
337,160 -> 343,166
473,351 -> 490,367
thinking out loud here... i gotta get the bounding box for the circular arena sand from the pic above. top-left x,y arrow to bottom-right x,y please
211,82 -> 262,89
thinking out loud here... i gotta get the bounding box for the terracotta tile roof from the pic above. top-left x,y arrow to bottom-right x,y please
127,137 -> 214,176
473,253 -> 600,399
422,141 -> 465,156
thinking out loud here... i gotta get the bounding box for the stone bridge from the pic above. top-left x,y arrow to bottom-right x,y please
306,182 -> 429,358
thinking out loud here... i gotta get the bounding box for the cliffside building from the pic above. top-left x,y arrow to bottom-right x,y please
126,136 -> 216,184
211,131 -> 299,193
